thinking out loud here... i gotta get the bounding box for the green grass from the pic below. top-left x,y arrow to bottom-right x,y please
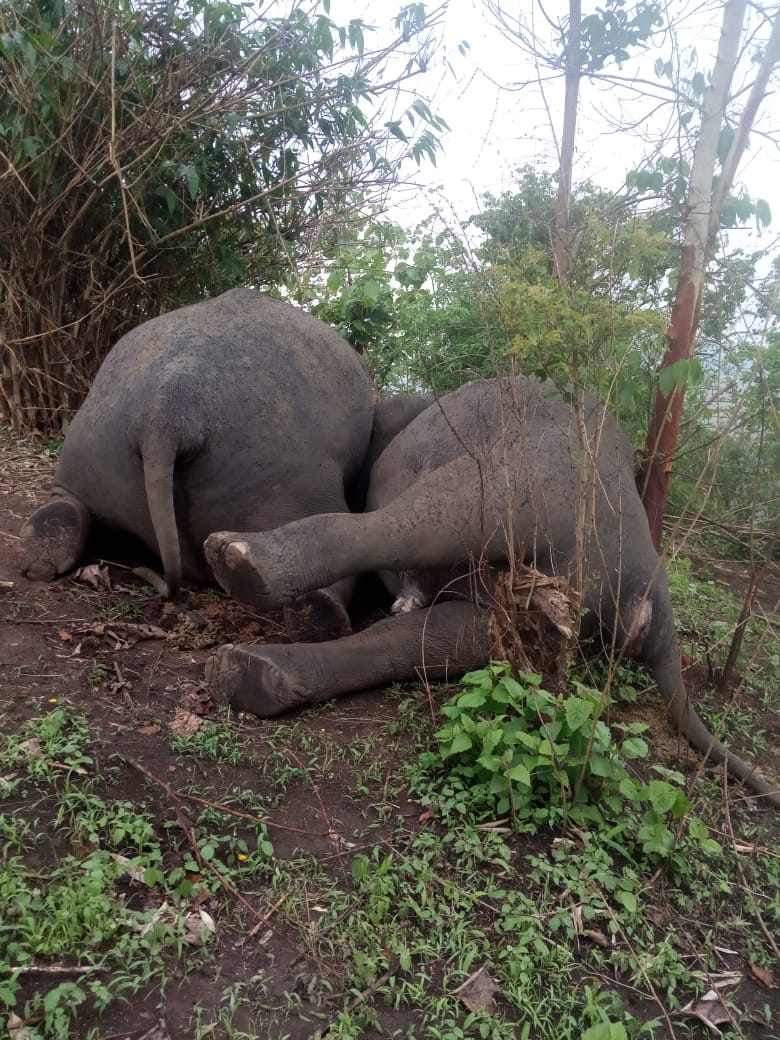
170,717 -> 253,765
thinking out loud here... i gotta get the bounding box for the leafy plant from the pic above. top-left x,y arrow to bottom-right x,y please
0,706 -> 93,789
412,663 -> 648,828
410,663 -> 722,879
170,720 -> 252,764
0,845 -> 184,1036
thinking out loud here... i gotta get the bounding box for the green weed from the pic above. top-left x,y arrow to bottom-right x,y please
0,706 -> 93,791
95,601 -> 144,621
170,719 -> 252,764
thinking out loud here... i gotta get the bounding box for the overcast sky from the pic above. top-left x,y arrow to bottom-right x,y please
330,0 -> 780,254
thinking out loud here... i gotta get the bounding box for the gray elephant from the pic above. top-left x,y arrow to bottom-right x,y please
205,375 -> 779,807
19,289 -> 380,638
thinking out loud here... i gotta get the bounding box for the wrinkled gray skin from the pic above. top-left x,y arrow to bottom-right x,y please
205,376 -> 779,807
348,392 -> 434,511
19,289 -> 375,638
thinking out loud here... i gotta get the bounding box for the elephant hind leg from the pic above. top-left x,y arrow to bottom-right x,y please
206,600 -> 492,718
19,493 -> 92,580
204,532 -> 271,605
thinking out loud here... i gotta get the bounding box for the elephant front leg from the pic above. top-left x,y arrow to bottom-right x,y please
205,601 -> 492,717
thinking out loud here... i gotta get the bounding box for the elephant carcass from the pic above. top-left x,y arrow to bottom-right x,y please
19,289 -> 374,637
205,375 -> 779,806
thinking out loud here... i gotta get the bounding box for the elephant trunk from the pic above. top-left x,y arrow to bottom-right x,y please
645,593 -> 780,808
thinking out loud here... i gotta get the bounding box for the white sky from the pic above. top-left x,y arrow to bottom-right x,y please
331,0 -> 780,255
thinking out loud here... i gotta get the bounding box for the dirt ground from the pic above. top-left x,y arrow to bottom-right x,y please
1,425 -> 779,1040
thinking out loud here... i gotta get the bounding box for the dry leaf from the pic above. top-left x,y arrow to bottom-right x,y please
58,629 -> 72,642
125,622 -> 167,640
418,807 -> 435,824
139,724 -> 162,736
568,903 -> 583,934
17,738 -> 43,760
81,623 -> 106,637
139,901 -> 169,938
183,908 -> 216,946
583,928 -> 610,948
109,853 -> 147,884
750,963 -> 775,988
7,1012 -> 36,1037
169,708 -> 204,737
679,988 -> 735,1035
452,966 -> 498,1013
0,579 -> 15,592
73,563 -> 111,590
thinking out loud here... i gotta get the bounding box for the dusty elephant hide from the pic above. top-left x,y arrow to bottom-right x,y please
18,290 -> 378,638
205,375 -> 780,808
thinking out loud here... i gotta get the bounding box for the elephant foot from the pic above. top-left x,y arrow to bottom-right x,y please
18,494 -> 92,580
284,588 -> 352,643
206,643 -> 308,718
204,530 -> 294,609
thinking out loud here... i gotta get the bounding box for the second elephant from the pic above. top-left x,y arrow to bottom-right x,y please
205,375 -> 779,807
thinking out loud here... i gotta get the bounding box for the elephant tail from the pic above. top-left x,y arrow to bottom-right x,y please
141,440 -> 182,599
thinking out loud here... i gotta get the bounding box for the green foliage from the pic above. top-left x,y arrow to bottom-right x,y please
0,706 -> 93,790
0,0 -> 446,431
422,663 -> 643,826
580,0 -> 663,71
410,663 -> 721,879
668,317 -> 780,551
301,214 -> 509,393
0,705 -> 280,1035
170,718 -> 252,764
0,846 -> 185,1037
666,557 -> 779,725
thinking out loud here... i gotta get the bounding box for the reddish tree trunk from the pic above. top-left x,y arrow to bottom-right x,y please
640,245 -> 703,547
640,0 -> 754,549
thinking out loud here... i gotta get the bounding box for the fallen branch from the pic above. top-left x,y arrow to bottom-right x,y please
122,756 -> 271,926
175,787 -> 325,837
309,956 -> 404,1040
248,892 -> 288,938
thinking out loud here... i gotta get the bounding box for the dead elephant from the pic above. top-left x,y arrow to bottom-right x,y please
205,375 -> 779,807
19,289 -> 377,638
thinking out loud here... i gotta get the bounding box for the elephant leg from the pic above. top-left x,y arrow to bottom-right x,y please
205,601 -> 491,717
204,456 -> 521,609
18,492 -> 93,580
282,577 -> 355,642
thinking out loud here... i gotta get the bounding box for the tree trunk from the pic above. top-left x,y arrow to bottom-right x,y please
640,0 -> 780,548
553,0 -> 582,285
